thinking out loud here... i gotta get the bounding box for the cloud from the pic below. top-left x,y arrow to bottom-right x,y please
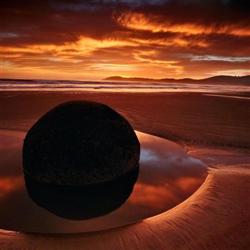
0,0 -> 249,79
116,11 -> 250,36
188,55 -> 250,62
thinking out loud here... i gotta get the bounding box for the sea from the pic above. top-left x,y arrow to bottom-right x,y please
0,79 -> 250,95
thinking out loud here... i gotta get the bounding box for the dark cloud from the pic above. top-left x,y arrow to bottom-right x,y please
1,0 -> 249,46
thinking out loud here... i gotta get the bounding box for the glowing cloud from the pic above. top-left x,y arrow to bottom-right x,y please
116,12 -> 250,37
0,0 -> 250,79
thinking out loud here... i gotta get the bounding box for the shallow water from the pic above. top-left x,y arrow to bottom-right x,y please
0,129 -> 207,233
1,79 -> 250,94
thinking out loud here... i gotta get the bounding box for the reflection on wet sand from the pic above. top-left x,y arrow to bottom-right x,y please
25,167 -> 139,220
0,177 -> 23,199
0,129 -> 207,233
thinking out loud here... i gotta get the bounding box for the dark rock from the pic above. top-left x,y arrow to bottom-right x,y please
23,100 -> 140,219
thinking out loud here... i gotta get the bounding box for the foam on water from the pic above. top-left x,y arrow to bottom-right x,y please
1,79 -> 250,94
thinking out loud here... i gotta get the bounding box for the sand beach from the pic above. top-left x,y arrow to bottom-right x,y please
0,90 -> 249,249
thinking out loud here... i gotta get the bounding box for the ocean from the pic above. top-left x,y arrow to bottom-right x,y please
1,79 -> 250,94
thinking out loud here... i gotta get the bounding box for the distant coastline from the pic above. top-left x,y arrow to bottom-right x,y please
104,75 -> 250,85
1,75 -> 250,86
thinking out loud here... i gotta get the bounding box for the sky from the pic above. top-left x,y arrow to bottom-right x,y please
1,0 -> 250,80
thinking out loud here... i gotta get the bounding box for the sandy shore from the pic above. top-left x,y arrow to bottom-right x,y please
0,91 -> 250,249
0,91 -> 250,147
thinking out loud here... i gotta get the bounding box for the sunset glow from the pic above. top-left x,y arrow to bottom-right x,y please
1,1 -> 250,80
0,177 -> 23,198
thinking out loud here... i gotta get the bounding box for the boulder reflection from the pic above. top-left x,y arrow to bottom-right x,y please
25,167 -> 138,220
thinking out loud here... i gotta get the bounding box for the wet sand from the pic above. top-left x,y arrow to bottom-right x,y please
0,91 -> 250,147
0,91 -> 250,249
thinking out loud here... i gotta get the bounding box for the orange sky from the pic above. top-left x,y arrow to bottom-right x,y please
1,0 -> 250,80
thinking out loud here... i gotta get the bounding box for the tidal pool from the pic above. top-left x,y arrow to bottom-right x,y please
0,130 -> 207,233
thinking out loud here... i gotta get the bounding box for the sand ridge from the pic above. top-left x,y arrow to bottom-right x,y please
0,164 -> 249,249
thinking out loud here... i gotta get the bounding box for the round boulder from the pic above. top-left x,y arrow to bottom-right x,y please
23,100 -> 140,219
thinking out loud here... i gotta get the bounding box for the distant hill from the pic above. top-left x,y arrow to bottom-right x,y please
104,75 -> 250,85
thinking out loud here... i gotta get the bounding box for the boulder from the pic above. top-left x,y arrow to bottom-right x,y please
23,101 -> 140,219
